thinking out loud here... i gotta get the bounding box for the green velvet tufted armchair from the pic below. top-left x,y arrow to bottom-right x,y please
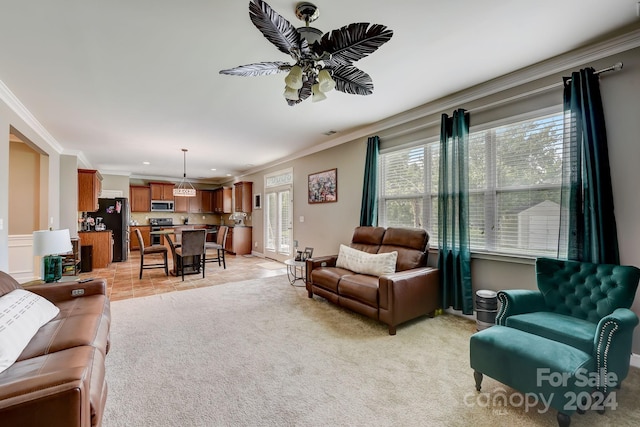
496,257 -> 640,394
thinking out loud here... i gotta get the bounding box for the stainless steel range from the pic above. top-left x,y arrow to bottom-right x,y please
149,218 -> 173,245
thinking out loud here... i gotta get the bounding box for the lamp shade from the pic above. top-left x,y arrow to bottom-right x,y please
33,229 -> 72,256
283,85 -> 300,101
317,69 -> 336,93
284,66 -> 303,90
312,83 -> 327,102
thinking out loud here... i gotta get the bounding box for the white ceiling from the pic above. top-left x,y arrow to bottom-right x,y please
1,1 -> 638,183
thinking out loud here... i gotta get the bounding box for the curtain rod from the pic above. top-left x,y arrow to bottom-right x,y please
565,62 -> 623,83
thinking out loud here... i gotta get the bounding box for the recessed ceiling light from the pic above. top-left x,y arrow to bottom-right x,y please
226,174 -> 232,177
142,161 -> 150,165
210,168 -> 217,171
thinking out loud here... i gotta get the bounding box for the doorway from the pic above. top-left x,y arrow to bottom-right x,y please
263,168 -> 293,262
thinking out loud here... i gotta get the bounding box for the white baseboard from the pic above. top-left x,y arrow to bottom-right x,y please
631,353 -> 640,368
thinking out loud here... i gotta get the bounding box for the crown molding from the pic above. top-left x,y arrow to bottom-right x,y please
0,80 -> 65,154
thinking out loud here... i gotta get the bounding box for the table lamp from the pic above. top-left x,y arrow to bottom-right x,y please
33,229 -> 72,282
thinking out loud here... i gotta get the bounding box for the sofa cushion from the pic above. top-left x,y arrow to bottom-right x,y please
336,244 -> 398,277
311,267 -> 353,293
505,312 -> 597,354
0,289 -> 60,374
378,227 -> 428,271
338,274 -> 379,307
17,313 -> 110,361
350,226 -> 386,253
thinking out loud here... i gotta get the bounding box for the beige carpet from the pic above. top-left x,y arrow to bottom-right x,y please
103,275 -> 640,426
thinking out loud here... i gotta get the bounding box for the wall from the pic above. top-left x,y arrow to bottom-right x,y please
101,174 -> 130,198
60,155 -> 79,236
235,43 -> 640,353
0,86 -> 64,274
8,141 -> 40,234
236,138 -> 367,258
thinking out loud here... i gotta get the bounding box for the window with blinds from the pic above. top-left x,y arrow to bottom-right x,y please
379,111 -> 564,257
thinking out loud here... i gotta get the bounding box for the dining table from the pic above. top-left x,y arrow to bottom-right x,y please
149,228 -> 217,276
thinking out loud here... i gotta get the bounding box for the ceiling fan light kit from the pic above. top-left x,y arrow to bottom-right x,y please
219,0 -> 393,106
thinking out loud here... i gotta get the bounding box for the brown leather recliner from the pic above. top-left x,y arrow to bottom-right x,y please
306,226 -> 440,334
0,271 -> 110,427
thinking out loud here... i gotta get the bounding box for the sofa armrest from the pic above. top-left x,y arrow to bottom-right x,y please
495,290 -> 547,326
0,368 -> 90,426
23,279 -> 107,303
593,308 -> 639,391
378,267 -> 441,328
305,256 -> 337,282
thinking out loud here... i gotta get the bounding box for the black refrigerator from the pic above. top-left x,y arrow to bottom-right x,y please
96,198 -> 129,262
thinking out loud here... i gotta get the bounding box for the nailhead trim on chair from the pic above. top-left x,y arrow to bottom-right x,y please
495,293 -> 508,326
596,319 -> 618,394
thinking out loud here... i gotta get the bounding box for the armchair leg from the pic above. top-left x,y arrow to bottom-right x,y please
557,412 -> 571,427
388,325 -> 396,335
474,371 -> 483,391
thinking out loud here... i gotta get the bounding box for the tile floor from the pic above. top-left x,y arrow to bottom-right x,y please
77,251 -> 287,301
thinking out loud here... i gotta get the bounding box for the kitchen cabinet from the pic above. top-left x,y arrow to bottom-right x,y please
200,190 -> 214,213
174,190 -> 214,213
150,182 -> 175,201
78,169 -> 101,212
78,231 -> 113,269
213,187 -> 232,214
174,194 -> 189,213
130,226 -> 150,251
130,185 -> 151,212
188,190 -> 202,213
234,181 -> 253,213
226,226 -> 252,255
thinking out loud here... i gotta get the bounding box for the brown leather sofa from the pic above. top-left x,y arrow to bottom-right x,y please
306,226 -> 440,334
0,271 -> 111,427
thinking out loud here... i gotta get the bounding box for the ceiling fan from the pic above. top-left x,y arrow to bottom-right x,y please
219,0 -> 393,106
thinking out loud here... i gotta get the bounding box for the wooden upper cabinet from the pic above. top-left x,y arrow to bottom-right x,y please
174,194 -> 189,213
130,185 -> 151,212
234,181 -> 253,213
213,187 -> 232,214
201,190 -> 214,213
149,182 -> 175,200
78,169 -> 101,212
188,190 -> 203,213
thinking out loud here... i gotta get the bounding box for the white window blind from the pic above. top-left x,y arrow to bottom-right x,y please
379,111 -> 564,257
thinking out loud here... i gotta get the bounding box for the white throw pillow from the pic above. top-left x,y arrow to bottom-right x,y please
335,244 -> 398,276
0,289 -> 60,374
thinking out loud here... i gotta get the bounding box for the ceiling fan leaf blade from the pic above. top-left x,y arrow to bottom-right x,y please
249,0 -> 303,58
319,23 -> 393,67
219,61 -> 290,77
331,65 -> 374,95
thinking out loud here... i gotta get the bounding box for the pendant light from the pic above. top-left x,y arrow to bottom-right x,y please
173,148 -> 197,197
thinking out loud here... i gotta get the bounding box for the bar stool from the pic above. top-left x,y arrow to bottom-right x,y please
134,228 -> 168,279
204,226 -> 228,269
175,229 -> 207,281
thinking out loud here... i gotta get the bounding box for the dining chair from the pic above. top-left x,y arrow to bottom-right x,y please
204,225 -> 228,269
174,229 -> 207,281
134,228 -> 168,279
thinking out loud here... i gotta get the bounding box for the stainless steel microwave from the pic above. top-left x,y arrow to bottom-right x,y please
150,200 -> 174,212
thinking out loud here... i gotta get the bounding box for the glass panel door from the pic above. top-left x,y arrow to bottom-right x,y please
264,187 -> 292,262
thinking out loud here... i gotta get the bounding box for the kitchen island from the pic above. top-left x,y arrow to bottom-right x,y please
77,230 -> 113,270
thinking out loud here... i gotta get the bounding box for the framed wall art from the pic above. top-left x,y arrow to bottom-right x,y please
308,168 -> 337,204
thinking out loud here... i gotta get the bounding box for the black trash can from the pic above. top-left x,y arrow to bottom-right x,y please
476,289 -> 498,331
81,245 -> 93,273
